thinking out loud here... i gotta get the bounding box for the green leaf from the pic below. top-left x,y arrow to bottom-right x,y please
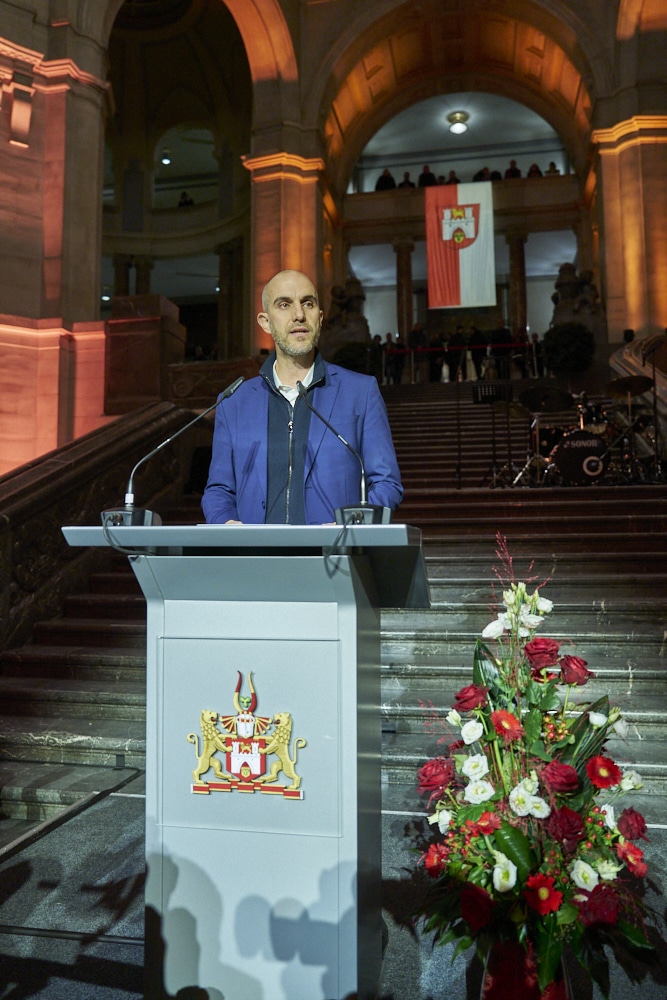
617,919 -> 654,950
539,687 -> 562,712
493,821 -> 537,880
524,706 -> 542,744
533,918 -> 563,991
556,901 -> 580,926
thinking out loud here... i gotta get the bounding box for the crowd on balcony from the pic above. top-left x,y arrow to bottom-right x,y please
374,160 -> 561,190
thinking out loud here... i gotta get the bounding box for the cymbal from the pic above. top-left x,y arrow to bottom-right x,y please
605,375 -> 654,398
519,386 -> 574,413
492,400 -> 532,420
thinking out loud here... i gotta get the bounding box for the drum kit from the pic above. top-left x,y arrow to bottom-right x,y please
488,375 -> 660,488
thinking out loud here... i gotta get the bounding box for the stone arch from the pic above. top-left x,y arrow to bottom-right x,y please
220,0 -> 300,133
316,1 -> 602,194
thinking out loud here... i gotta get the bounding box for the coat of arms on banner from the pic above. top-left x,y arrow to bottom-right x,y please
186,671 -> 306,799
441,204 -> 480,249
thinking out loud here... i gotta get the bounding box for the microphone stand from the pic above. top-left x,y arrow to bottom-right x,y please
102,376 -> 244,528
296,381 -> 391,525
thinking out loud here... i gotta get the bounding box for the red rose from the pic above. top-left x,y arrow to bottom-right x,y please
546,806 -> 585,853
524,873 -> 563,915
560,655 -> 594,686
586,755 -> 622,789
617,807 -> 648,841
541,761 -> 579,794
524,636 -> 561,669
577,884 -> 621,926
617,841 -> 648,877
460,882 -> 494,931
423,842 -> 449,878
454,683 -> 488,712
417,756 -> 455,803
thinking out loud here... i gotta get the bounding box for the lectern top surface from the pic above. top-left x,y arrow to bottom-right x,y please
62,523 -> 423,550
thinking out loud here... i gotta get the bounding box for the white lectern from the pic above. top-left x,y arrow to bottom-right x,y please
63,524 -> 429,1000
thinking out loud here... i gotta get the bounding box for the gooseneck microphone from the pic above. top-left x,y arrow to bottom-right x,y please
296,381 -> 391,525
102,376 -> 244,527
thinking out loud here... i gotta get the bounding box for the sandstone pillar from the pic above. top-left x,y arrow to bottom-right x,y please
506,231 -> 527,341
393,238 -> 414,340
242,153 -> 324,351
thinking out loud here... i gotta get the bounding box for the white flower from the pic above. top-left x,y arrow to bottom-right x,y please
588,711 -> 607,728
446,709 -> 462,728
482,618 -> 505,639
464,779 -> 495,804
503,589 -> 516,607
492,851 -> 517,892
600,803 -> 616,830
461,754 -> 489,780
535,596 -> 553,614
519,607 -> 544,629
528,796 -> 551,819
596,859 -> 622,881
613,717 -> 629,739
428,807 -> 453,834
571,859 -> 599,890
509,785 -> 535,817
461,720 -> 484,745
520,771 -> 539,795
620,769 -> 644,792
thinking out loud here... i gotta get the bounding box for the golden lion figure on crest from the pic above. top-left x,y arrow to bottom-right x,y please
255,712 -> 306,791
187,710 -> 233,784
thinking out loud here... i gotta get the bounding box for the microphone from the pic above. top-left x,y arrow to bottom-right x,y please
296,381 -> 391,525
101,376 -> 244,527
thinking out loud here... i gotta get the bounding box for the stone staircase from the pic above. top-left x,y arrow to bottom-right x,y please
1,378 -> 666,850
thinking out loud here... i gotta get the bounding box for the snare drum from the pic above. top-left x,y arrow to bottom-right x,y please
550,429 -> 609,484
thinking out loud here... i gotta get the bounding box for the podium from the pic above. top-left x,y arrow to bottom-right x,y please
62,523 -> 430,1000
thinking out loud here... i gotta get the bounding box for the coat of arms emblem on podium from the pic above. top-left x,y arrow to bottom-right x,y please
187,671 -> 306,799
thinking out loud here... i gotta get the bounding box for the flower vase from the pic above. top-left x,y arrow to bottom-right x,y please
480,940 -> 571,1000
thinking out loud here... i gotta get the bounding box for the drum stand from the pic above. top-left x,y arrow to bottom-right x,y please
512,415 -> 550,486
479,404 -> 506,487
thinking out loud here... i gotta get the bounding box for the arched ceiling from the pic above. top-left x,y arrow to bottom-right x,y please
322,4 -> 594,192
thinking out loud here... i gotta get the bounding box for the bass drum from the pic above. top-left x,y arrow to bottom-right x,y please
550,429 -> 609,485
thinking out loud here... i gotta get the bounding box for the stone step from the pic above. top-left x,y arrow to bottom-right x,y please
64,593 -> 147,620
380,686 -> 667,735
88,570 -> 143,595
0,645 -> 145,681
32,618 -> 146,648
0,760 -> 141,826
0,676 -> 146,721
0,715 -> 146,768
381,604 -> 666,635
381,730 -> 667,805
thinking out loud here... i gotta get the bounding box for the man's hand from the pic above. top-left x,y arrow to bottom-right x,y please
225,519 -> 243,524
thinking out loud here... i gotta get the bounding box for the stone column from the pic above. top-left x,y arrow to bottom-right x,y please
393,238 -> 414,340
216,238 -> 244,359
242,152 -> 324,351
506,231 -> 527,341
134,255 -> 153,295
113,254 -> 133,297
592,117 -> 667,339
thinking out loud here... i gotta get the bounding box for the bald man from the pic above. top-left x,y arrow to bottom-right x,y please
202,269 -> 403,524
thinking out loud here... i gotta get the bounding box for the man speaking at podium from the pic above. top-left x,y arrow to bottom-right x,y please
202,269 -> 403,524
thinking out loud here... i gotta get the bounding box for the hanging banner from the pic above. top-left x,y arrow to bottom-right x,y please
425,182 -> 496,308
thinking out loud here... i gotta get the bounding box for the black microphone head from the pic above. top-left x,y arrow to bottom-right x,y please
296,380 -> 307,397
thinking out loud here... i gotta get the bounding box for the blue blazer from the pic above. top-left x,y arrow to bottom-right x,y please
202,358 -> 403,524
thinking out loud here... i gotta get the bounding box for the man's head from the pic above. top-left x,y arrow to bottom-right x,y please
258,270 -> 323,361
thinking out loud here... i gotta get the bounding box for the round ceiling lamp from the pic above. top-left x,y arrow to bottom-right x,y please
160,148 -> 171,165
448,111 -> 469,135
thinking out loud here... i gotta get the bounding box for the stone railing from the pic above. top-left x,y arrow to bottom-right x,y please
0,402 -> 203,651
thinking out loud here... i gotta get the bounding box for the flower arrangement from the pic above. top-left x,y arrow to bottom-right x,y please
415,540 -> 665,999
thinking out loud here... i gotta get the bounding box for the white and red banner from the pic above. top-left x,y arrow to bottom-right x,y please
425,182 -> 496,308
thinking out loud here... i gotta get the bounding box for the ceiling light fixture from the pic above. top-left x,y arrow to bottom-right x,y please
448,111 -> 469,135
161,148 -> 171,165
